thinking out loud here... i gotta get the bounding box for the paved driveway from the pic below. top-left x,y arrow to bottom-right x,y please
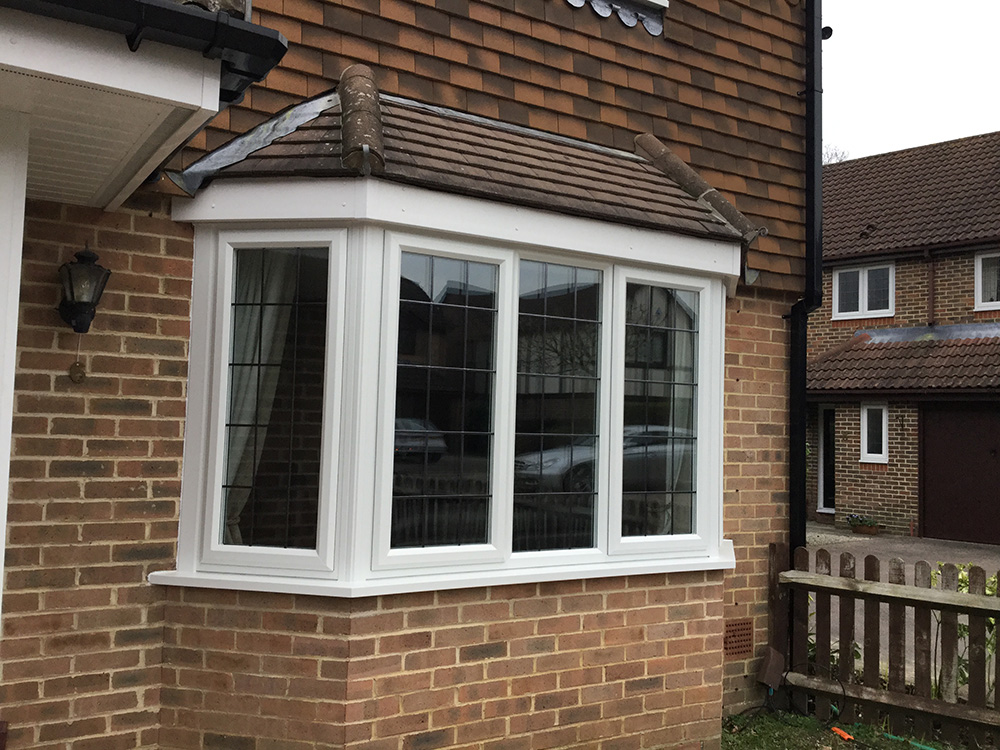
804,521 -> 1000,686
807,521 -> 1000,573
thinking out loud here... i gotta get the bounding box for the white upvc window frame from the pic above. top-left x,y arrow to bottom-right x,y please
859,402 -> 889,464
832,264 -> 895,320
175,227 -> 348,577
153,178 -> 738,597
974,250 -> 1000,311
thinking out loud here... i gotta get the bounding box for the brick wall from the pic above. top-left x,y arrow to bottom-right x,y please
809,253 -> 1000,359
2,1 -> 808,744
158,574 -> 725,750
1,233 -> 793,747
813,403 -> 919,536
1,195 -> 191,749
720,286 -> 793,709
178,0 -> 807,293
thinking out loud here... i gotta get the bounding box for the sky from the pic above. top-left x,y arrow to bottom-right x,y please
822,1 -> 1000,160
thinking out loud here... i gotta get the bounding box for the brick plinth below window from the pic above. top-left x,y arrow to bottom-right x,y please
158,574 -> 725,750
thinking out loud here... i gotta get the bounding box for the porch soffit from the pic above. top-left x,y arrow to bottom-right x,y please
0,1 -> 285,209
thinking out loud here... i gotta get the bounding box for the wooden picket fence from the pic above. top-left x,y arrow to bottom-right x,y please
771,544 -> 1000,747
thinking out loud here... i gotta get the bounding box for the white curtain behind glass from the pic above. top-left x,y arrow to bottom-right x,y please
224,249 -> 297,545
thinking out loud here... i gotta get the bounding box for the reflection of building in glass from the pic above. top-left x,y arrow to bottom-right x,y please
621,283 -> 698,536
391,253 -> 497,548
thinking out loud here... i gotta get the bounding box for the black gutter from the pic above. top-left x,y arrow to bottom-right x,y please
0,0 -> 287,105
788,0 -> 827,557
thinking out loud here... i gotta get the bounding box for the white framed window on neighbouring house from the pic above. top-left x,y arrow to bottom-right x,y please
974,251 -> 1000,311
832,264 -> 894,320
151,180 -> 738,597
860,403 -> 888,464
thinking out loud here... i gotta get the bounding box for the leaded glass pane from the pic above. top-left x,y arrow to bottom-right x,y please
222,247 -> 327,550
513,262 -> 602,551
622,282 -> 698,537
391,253 -> 498,548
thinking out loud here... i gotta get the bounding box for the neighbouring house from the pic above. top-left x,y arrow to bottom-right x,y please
1,1 -> 817,748
807,131 -> 1000,543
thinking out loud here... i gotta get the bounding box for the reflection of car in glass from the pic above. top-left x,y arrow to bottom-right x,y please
513,426 -> 693,492
394,418 -> 448,463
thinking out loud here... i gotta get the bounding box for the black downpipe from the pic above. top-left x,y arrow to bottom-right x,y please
789,0 -> 826,558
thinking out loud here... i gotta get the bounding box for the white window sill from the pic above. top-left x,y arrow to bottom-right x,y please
832,311 -> 893,322
149,541 -> 734,598
859,457 -> 889,465
974,303 -> 1000,313
816,507 -> 835,515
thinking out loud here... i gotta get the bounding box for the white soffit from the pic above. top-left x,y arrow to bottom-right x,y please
0,7 -> 221,209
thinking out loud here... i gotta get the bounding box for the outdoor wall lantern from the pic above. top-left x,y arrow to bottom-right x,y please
58,246 -> 111,334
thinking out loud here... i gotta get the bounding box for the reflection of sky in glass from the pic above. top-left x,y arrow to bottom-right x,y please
401,252 -> 496,306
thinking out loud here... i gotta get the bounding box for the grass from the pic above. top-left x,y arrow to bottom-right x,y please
722,710 -> 960,750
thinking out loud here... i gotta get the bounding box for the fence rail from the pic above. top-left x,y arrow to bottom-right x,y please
771,544 -> 1000,746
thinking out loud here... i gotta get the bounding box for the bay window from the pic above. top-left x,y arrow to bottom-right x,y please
153,180 -> 735,596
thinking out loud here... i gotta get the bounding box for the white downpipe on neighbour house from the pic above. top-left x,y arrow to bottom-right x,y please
0,109 -> 29,622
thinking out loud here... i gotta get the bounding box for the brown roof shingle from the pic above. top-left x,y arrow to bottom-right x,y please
808,326 -> 1000,394
188,90 -> 742,243
823,131 -> 1000,262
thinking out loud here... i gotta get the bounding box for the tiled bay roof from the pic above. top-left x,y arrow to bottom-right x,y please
808,324 -> 1000,394
823,131 -> 1000,262
188,90 -> 742,243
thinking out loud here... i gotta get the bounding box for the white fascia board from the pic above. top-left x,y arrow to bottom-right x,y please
0,109 -> 29,620
0,7 -> 220,111
172,178 -> 742,282
149,540 -> 734,598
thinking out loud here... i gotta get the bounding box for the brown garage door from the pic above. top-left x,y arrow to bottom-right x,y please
922,403 -> 1000,544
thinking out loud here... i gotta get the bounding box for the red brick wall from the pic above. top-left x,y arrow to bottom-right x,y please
720,286 -> 793,709
1,217 -> 793,747
158,575 -> 725,750
809,253 -> 1000,360
2,1 -> 809,745
1,195 -> 190,749
809,403 -> 919,536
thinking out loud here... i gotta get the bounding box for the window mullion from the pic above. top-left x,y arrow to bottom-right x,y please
492,254 -> 518,560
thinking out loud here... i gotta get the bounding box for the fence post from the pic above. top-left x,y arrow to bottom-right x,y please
838,552 -> 858,724
968,566 -> 987,748
863,554 -> 881,724
913,560 -> 932,739
940,563 -> 961,744
815,548 -> 832,722
888,557 -> 906,734
791,546 -> 810,715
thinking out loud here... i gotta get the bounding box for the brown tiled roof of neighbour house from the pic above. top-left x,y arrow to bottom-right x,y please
807,324 -> 1000,394
179,84 -> 745,244
823,130 -> 1000,263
